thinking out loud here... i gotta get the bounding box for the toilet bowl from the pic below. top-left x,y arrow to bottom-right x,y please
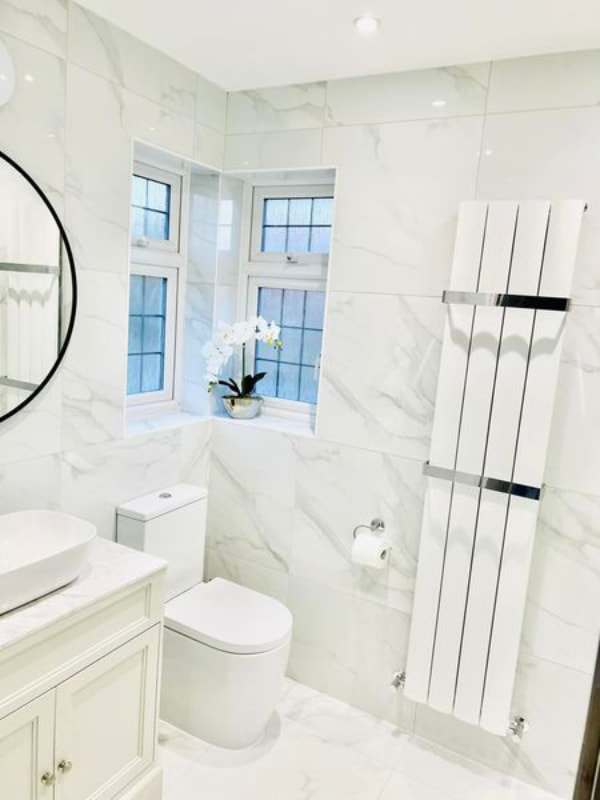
116,484 -> 292,749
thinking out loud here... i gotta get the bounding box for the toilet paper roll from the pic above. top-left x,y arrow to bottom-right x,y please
352,532 -> 391,569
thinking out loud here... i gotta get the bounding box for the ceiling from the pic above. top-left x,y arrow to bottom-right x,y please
76,0 -> 600,91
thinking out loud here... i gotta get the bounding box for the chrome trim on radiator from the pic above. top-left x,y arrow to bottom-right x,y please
422,461 -> 541,501
442,290 -> 570,312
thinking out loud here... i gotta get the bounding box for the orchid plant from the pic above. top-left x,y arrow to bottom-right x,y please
202,317 -> 282,398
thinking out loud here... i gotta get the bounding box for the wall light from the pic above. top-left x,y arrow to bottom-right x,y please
354,15 -> 381,35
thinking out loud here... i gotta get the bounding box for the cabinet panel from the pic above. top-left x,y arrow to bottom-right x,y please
0,691 -> 55,800
55,626 -> 160,800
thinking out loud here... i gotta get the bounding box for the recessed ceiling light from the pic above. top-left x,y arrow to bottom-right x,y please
24,73 -> 34,82
354,15 -> 381,35
431,99 -> 447,108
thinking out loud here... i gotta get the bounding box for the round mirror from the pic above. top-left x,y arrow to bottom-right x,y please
0,151 -> 77,423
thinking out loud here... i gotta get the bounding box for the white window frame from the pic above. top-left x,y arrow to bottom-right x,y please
127,263 -> 179,409
244,275 -> 326,419
250,184 -> 334,266
131,162 -> 183,258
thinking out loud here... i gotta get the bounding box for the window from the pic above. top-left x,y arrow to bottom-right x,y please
130,162 -> 182,253
127,265 -> 177,404
250,185 -> 334,264
254,285 -> 325,404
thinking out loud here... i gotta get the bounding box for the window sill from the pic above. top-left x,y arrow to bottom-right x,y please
126,409 -> 211,436
212,408 -> 315,439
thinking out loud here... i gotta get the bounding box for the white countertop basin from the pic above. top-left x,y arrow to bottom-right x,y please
0,510 -> 97,614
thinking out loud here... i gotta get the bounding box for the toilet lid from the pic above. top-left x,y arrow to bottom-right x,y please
164,578 -> 293,655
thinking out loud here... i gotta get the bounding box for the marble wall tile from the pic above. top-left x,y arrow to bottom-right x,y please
0,0 -> 66,58
545,305 -> 600,494
67,3 -> 196,120
227,82 -> 326,134
205,547 -> 289,603
0,378 -> 61,465
488,50 -> 600,114
207,421 -> 296,573
0,32 -> 65,199
195,73 -> 227,133
181,282 -> 215,415
290,437 -> 424,613
322,118 -> 482,296
317,293 -> 444,460
216,174 -> 245,287
60,428 -> 183,538
286,575 -> 415,730
59,269 -> 128,449
194,122 -> 225,169
179,419 -> 212,488
522,487 -> 600,673
325,63 -> 489,127
187,170 -> 219,283
224,129 -> 323,170
476,106 -> 600,306
0,453 -> 61,512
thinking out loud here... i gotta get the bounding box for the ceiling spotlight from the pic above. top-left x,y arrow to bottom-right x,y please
431,99 -> 447,108
354,15 -> 381,35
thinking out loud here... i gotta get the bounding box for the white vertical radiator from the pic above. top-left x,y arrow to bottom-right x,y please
404,200 -> 584,735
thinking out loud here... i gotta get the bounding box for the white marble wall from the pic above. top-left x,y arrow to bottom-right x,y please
0,1 -> 225,534
210,52 -> 600,798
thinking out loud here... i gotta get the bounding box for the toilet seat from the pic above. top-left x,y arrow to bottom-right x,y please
164,578 -> 292,656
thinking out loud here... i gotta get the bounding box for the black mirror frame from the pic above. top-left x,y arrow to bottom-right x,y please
0,149 -> 78,425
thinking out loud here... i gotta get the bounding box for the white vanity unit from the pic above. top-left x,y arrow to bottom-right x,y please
0,537 -> 166,800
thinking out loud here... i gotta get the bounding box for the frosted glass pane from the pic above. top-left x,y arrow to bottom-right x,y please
309,227 -> 331,253
132,176 -> 147,206
282,290 -> 305,326
302,329 -> 322,365
146,210 -> 169,240
127,355 -> 142,394
128,316 -> 142,354
147,179 -> 170,211
305,292 -> 325,328
141,354 -> 163,392
264,199 -> 288,225
278,363 -> 300,400
255,359 -> 277,396
144,277 -> 166,314
258,287 -> 282,321
289,198 -> 312,225
129,275 -> 144,314
280,327 -> 302,362
287,227 -> 310,252
143,316 -> 165,353
312,197 -> 333,225
300,365 -> 318,403
131,207 -> 146,237
262,227 -> 287,252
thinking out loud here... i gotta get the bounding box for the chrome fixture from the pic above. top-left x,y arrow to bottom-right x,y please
422,461 -> 541,501
390,671 -> 406,691
41,771 -> 56,786
353,518 -> 385,540
508,715 -> 529,742
442,290 -> 570,312
57,759 -> 73,773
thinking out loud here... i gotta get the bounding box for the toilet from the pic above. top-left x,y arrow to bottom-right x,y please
116,484 -> 292,749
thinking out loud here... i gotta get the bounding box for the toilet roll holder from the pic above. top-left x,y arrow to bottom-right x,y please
352,518 -> 385,540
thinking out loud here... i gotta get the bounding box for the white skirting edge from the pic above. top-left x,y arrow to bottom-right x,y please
118,765 -> 163,800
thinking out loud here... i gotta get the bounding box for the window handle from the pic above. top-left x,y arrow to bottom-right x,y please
285,254 -> 298,264
313,353 -> 321,380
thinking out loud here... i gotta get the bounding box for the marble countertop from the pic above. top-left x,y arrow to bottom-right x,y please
0,538 -> 166,653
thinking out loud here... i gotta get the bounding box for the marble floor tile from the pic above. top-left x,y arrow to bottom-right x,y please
159,678 -> 562,800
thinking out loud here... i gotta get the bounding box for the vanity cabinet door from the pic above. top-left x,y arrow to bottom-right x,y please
54,626 -> 160,800
0,690 -> 56,799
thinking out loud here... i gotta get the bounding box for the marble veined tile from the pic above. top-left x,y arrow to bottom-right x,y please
227,82 -> 326,134
0,378 -> 61,465
181,282 -> 216,416
205,548 -> 289,603
322,117 -> 482,295
0,0 -> 66,58
545,305 -> 600,495
488,50 -> 600,114
224,129 -> 322,170
194,122 -> 225,169
0,453 -> 60,513
317,293 -> 444,460
522,487 -> 600,674
0,33 -> 65,199
67,3 -> 196,119
290,437 -> 424,613
476,106 -> 600,305
325,63 -> 489,127
196,73 -> 227,132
